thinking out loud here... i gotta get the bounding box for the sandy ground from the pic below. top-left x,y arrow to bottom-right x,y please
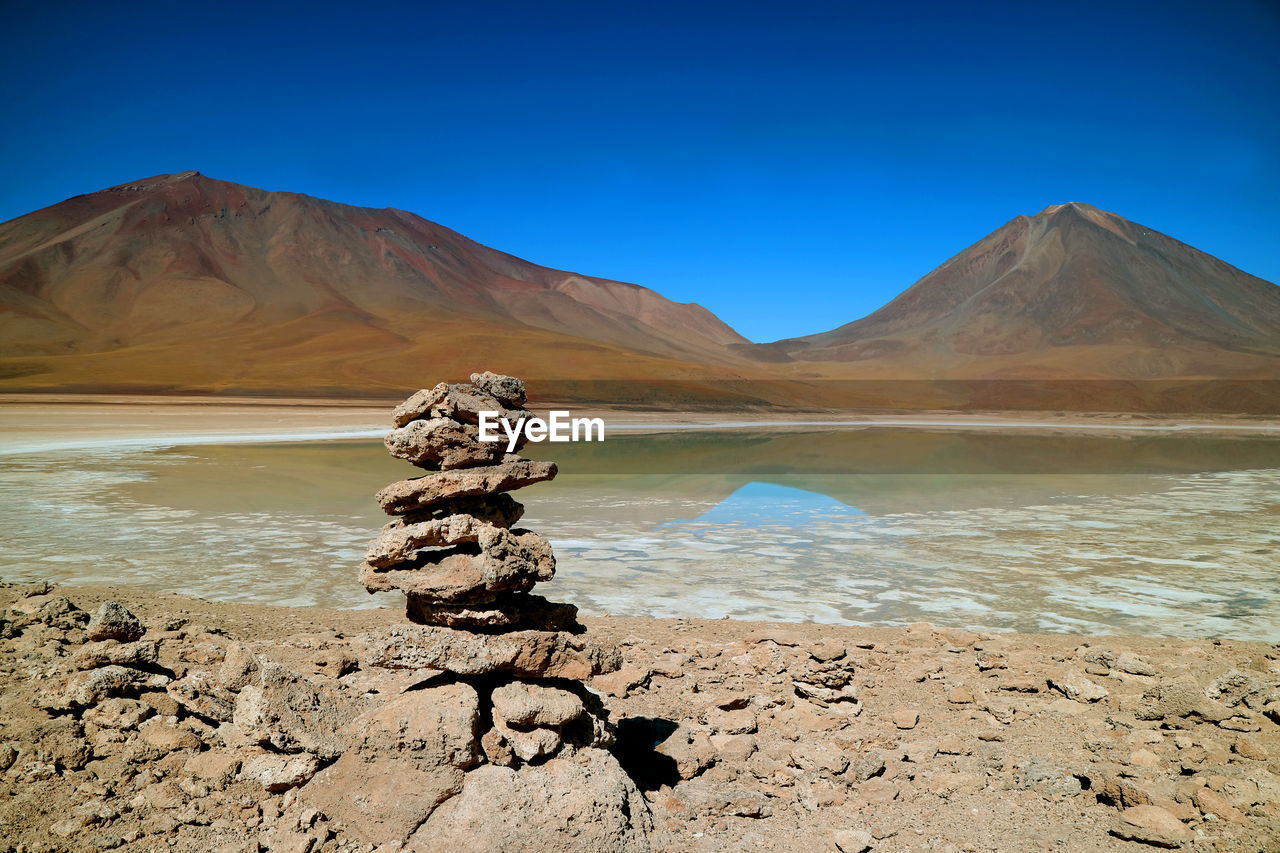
2,583 -> 1277,852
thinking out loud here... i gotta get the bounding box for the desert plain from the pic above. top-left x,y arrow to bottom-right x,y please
1,399 -> 1278,852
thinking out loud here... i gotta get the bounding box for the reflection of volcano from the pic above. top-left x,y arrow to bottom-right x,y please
660,481 -> 865,528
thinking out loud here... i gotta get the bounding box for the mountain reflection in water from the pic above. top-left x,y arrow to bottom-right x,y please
658,482 -> 867,528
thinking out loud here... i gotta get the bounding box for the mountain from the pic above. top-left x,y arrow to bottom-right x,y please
1,177 -> 1277,411
771,202 -> 1280,383
0,172 -> 751,397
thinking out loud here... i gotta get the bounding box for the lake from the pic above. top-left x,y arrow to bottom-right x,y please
2,425 -> 1278,639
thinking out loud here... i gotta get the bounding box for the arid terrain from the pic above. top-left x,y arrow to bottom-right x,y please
2,582 -> 1277,852
774,202 -> 1280,382
2,174 -> 1278,412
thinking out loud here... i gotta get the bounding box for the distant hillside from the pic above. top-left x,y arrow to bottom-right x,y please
0,172 -> 751,397
1,177 -> 1277,412
767,202 -> 1280,382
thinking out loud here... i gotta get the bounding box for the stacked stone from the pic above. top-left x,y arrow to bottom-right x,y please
362,371 -> 620,767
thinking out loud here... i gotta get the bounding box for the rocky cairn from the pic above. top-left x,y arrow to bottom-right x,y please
361,372 -> 619,740
312,371 -> 651,849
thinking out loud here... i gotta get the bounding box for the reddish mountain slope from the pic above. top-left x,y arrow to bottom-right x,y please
772,202 -> 1280,381
0,172 -> 748,395
2,178 -> 1277,411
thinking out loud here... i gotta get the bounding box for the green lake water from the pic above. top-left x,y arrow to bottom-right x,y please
2,427 -> 1278,639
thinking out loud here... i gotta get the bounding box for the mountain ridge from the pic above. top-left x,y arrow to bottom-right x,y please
0,171 -> 755,397
1,173 -> 1277,410
766,200 -> 1280,380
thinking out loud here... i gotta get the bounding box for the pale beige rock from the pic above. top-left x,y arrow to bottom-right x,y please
858,778 -> 900,803
791,741 -> 850,774
392,382 -> 532,431
794,679 -> 858,705
808,640 -> 846,661
384,417 -> 506,470
848,750 -> 886,783
1048,668 -> 1109,702
1111,804 -> 1192,847
364,625 -> 620,680
360,527 -> 555,599
82,698 -> 151,731
1206,669 -> 1279,709
902,740 -> 938,764
300,683 -> 481,845
230,660 -> 362,760
217,642 -> 259,691
708,706 -> 757,735
70,639 -> 158,671
1115,651 -> 1158,676
491,681 -> 585,728
182,750 -> 242,788
1135,676 -> 1232,722
376,458 -> 556,515
592,664 -> 650,698
64,665 -> 169,707
86,600 -> 145,642
657,724 -> 716,780
1094,771 -> 1155,808
137,721 -> 202,753
1233,734 -> 1267,760
1192,786 -> 1248,823
493,721 -> 563,762
365,513 -> 498,568
893,708 -> 920,729
408,748 -> 652,853
470,372 -> 526,406
833,829 -> 873,853
168,671 -> 237,722
243,753 -> 319,791
710,733 -> 757,763
1128,748 -> 1161,769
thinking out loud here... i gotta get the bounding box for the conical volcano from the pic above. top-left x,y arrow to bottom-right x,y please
776,202 -> 1280,380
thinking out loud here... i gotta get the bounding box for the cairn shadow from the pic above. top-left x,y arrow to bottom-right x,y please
614,716 -> 681,791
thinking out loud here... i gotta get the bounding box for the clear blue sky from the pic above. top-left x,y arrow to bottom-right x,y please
2,1 -> 1277,342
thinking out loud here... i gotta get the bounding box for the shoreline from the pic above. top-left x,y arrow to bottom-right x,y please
0,581 -> 1264,647
4,396 -> 1280,457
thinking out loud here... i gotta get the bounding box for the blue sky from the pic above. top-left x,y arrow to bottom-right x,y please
2,1 -> 1277,342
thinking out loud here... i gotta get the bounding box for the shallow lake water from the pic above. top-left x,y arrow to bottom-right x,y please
2,427 -> 1278,639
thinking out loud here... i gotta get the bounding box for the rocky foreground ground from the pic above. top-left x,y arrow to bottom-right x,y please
0,583 -> 1277,853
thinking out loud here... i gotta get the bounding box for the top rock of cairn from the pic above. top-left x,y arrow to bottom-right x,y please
362,373 -> 619,683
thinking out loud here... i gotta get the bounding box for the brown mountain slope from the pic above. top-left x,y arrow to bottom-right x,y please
2,178 -> 1277,412
0,172 -> 752,396
769,202 -> 1280,381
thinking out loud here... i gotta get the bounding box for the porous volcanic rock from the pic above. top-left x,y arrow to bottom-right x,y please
363,625 -> 620,680
300,683 -> 482,843
407,748 -> 653,853
343,373 -> 649,848
376,457 -> 557,515
86,600 -> 145,642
